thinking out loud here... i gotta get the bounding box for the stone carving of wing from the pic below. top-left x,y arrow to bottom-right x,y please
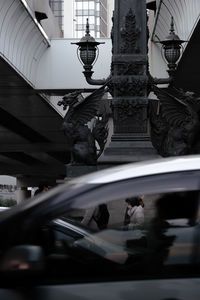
67,84 -> 107,125
150,85 -> 200,157
153,85 -> 194,128
149,98 -> 168,155
92,104 -> 109,158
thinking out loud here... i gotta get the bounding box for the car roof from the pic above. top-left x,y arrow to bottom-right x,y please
71,155 -> 200,184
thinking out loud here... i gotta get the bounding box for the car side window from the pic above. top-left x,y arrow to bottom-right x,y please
61,189 -> 200,280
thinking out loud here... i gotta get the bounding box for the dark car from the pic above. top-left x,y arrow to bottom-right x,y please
0,155 -> 200,300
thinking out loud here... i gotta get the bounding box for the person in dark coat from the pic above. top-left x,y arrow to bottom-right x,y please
34,184 -> 49,196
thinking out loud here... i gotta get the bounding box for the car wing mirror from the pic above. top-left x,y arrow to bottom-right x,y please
0,245 -> 45,272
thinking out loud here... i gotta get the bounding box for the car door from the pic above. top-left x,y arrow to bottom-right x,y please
29,169 -> 200,300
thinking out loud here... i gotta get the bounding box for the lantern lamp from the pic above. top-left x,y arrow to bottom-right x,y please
72,19 -> 105,84
160,16 -> 186,76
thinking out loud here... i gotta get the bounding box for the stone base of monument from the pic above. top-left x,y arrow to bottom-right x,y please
66,164 -> 97,178
98,140 -> 161,164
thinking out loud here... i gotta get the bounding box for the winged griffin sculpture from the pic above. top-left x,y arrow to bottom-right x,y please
149,86 -> 200,157
58,85 -> 109,165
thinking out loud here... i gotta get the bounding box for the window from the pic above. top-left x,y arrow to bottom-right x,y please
88,9 -> 95,16
82,10 -> 89,15
96,2 -> 100,10
76,2 -> 82,9
77,31 -> 84,38
76,24 -> 85,30
96,17 -> 100,25
76,9 -> 84,16
83,2 -> 89,9
77,16 -> 83,23
89,2 -> 95,9
88,16 -> 95,24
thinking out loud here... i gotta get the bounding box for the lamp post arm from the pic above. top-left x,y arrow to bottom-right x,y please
83,71 -> 111,86
148,72 -> 173,85
151,76 -> 172,85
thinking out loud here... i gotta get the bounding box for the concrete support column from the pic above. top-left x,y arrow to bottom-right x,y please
16,177 -> 34,203
17,187 -> 31,203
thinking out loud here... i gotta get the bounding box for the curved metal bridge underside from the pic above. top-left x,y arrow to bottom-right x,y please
0,0 -> 69,183
151,0 -> 200,94
0,57 -> 69,182
174,18 -> 200,94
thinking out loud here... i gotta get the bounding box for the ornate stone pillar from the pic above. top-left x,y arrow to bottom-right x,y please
100,0 -> 159,163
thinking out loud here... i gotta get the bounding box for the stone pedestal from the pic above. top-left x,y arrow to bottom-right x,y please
99,140 -> 160,164
66,165 -> 97,178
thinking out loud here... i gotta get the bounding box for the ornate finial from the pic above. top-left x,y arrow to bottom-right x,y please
85,18 -> 90,36
128,8 -> 133,16
170,16 -> 175,35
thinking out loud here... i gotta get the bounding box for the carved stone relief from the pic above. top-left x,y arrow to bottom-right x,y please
115,61 -> 146,76
120,9 -> 141,54
113,76 -> 148,97
112,99 -> 148,133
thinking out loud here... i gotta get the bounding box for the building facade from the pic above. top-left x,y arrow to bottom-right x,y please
49,0 -> 64,34
64,0 -> 113,38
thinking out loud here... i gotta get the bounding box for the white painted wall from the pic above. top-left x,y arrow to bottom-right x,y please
148,10 -> 168,80
35,38 -> 112,90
